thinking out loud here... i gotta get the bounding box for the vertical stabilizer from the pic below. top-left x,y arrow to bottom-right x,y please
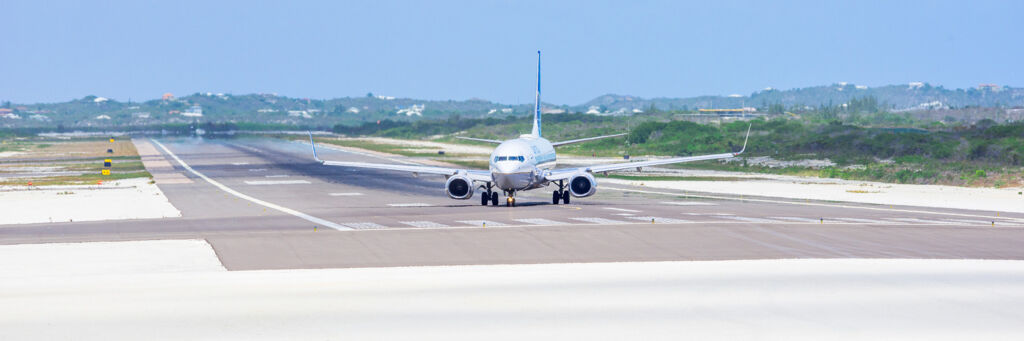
531,50 -> 542,137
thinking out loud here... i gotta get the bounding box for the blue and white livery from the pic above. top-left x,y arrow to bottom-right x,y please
310,51 -> 750,206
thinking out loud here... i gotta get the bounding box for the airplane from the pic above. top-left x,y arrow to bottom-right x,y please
309,51 -> 750,207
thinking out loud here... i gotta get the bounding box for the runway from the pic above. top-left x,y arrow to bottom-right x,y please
3,136 -> 1024,270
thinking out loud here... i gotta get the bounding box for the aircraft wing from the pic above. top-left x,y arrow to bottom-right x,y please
309,133 -> 492,182
550,133 -> 627,147
545,124 -> 750,181
456,136 -> 504,144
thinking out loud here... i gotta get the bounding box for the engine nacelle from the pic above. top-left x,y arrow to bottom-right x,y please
568,173 -> 597,198
445,176 -> 474,200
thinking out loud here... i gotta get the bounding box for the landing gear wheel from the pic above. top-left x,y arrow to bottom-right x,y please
552,190 -> 561,204
481,192 -> 490,206
506,197 -> 513,207
491,192 -> 499,206
562,190 -> 570,204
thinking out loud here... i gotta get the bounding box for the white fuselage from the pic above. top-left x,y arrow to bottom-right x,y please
489,134 -> 556,191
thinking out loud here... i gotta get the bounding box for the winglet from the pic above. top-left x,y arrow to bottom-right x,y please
733,124 -> 752,156
308,131 -> 323,163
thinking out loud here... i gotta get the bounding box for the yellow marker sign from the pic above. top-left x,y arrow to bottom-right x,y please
101,169 -> 110,175
110,138 -> 115,143
104,159 -> 112,167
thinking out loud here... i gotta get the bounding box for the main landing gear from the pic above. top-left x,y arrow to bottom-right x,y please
480,183 -> 500,206
552,180 -> 570,204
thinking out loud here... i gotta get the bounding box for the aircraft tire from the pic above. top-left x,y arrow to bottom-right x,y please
552,191 -> 561,204
491,192 -> 499,205
562,190 -> 570,204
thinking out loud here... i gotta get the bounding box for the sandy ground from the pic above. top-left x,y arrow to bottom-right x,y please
0,178 -> 181,224
604,170 -> 1024,213
0,239 -> 1022,340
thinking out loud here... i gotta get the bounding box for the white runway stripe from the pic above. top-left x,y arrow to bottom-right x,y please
661,201 -> 717,206
719,216 -> 779,223
604,207 -> 641,213
888,218 -> 954,224
264,175 -> 290,178
570,217 -> 629,224
400,221 -> 450,228
834,218 -> 887,224
328,192 -> 364,197
770,217 -> 822,223
150,139 -> 350,231
231,162 -> 250,165
943,219 -> 996,225
248,168 -> 267,172
244,180 -> 310,185
457,220 -> 508,227
626,216 -> 690,224
341,222 -> 387,230
388,203 -> 433,207
514,218 -> 568,226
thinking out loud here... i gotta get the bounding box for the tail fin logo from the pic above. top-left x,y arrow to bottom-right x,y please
532,50 -> 542,137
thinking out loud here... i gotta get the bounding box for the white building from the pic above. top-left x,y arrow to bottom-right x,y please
397,104 -> 424,116
181,105 -> 203,117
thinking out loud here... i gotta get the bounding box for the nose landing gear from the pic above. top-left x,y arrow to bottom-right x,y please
505,190 -> 517,207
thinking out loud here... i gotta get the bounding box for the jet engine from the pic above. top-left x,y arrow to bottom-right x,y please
445,176 -> 474,200
568,173 -> 597,198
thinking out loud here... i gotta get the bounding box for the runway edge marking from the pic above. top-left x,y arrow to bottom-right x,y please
150,139 -> 352,231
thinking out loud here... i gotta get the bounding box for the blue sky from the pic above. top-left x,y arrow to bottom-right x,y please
2,1 -> 1021,105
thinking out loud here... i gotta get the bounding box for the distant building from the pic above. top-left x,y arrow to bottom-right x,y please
93,97 -> 109,103
162,93 -> 175,101
855,85 -> 868,90
181,105 -> 203,117
978,84 -> 1001,92
908,82 -> 925,89
396,104 -> 424,116
95,115 -> 111,120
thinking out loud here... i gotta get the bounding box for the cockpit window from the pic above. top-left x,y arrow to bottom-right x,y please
494,156 -> 524,162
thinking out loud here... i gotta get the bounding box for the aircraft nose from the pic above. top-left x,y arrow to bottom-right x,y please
495,162 -> 518,174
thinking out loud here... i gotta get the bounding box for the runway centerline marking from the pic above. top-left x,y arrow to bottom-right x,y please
150,139 -> 351,231
627,216 -> 690,224
570,217 -> 629,224
329,192 -> 364,197
771,217 -> 822,223
264,175 -> 290,178
401,221 -> 450,228
514,218 -> 569,225
457,220 -> 508,227
604,207 -> 641,213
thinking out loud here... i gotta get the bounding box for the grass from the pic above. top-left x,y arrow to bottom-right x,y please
0,139 -> 151,186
